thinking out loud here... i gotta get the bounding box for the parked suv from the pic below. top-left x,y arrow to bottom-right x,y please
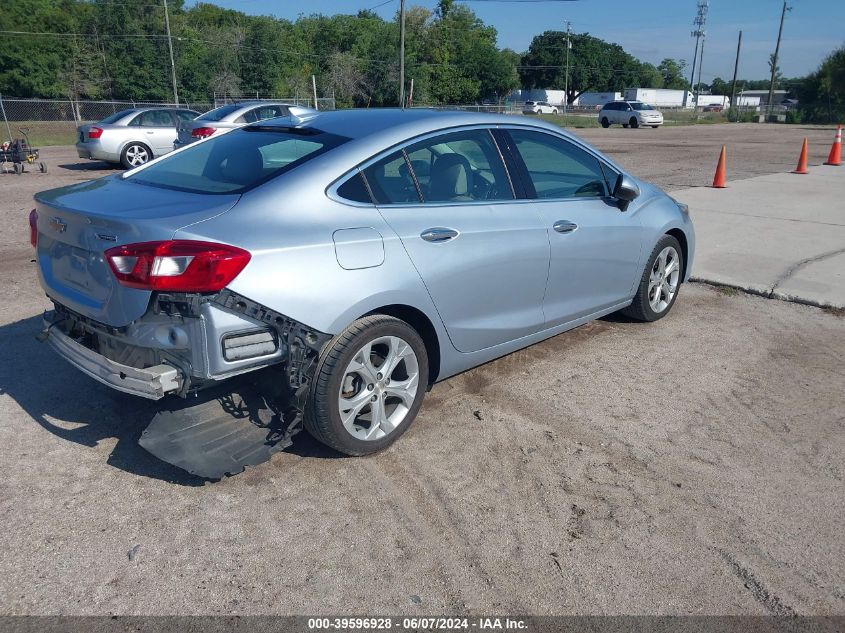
599,101 -> 663,128
174,101 -> 316,149
522,101 -> 559,115
76,107 -> 200,169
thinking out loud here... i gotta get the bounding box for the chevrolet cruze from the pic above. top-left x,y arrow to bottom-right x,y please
33,109 -> 694,457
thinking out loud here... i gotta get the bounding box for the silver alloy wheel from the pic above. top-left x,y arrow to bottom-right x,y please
125,144 -> 149,167
648,246 -> 680,313
338,335 -> 420,441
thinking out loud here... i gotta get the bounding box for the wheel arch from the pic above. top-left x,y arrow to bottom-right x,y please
665,228 -> 689,281
363,304 -> 441,387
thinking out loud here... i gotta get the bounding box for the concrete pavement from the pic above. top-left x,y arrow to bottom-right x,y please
672,165 -> 845,308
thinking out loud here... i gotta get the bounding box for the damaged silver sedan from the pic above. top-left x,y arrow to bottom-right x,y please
32,108 -> 694,472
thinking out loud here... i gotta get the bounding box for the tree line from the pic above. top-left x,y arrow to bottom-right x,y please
1,0 -> 841,122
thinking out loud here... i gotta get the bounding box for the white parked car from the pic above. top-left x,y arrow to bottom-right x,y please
522,101 -> 559,115
598,101 -> 664,128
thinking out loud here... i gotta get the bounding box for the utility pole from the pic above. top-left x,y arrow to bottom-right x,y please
312,75 -> 318,110
162,0 -> 178,105
399,0 -> 406,108
767,0 -> 790,118
687,1 -> 708,109
696,32 -> 706,112
730,30 -> 742,116
563,22 -> 571,115
408,77 -> 414,108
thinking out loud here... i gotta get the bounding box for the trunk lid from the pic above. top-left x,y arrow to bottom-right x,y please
35,176 -> 241,327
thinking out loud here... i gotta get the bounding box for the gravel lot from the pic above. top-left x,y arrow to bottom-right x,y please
0,123 -> 843,616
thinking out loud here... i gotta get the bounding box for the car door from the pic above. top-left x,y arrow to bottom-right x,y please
366,128 -> 550,353
500,128 -> 644,326
132,110 -> 177,156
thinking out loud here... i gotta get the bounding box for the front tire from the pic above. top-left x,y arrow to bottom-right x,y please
622,235 -> 683,322
304,315 -> 429,456
630,117 -> 639,129
601,117 -> 610,128
120,142 -> 151,169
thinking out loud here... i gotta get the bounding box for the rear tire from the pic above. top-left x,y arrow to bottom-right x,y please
601,117 -> 610,128
304,315 -> 429,456
622,235 -> 684,322
630,117 -> 639,129
120,142 -> 152,169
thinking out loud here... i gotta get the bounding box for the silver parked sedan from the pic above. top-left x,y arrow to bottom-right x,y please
34,109 -> 694,459
173,101 -> 316,149
76,107 -> 200,169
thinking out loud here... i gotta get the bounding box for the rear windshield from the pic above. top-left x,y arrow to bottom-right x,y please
630,102 -> 654,111
196,104 -> 242,122
99,109 -> 137,124
128,127 -> 349,194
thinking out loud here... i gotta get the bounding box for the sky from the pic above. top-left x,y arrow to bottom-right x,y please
189,0 -> 845,81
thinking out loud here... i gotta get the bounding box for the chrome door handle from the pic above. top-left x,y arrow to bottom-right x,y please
420,227 -> 459,243
553,220 -> 578,234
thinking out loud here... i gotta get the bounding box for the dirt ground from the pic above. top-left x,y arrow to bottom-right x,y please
0,123 -> 843,616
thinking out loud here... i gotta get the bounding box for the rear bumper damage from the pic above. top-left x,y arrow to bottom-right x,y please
39,291 -> 332,478
43,312 -> 182,399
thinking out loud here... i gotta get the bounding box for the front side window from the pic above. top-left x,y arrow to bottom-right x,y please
508,129 -> 609,199
129,127 -> 349,194
404,129 -> 513,203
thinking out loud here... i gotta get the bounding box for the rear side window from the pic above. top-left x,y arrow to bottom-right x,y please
362,151 -> 420,204
100,109 -> 136,124
173,110 -> 198,122
131,110 -> 174,127
129,127 -> 349,194
240,105 -> 287,124
336,173 -> 372,204
508,129 -> 608,199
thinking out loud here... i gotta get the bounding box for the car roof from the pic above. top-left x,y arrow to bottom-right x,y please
255,108 -> 577,143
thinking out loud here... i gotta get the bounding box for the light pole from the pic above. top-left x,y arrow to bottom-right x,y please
563,22 -> 571,115
767,0 -> 790,118
399,0 -> 406,108
163,0 -> 178,105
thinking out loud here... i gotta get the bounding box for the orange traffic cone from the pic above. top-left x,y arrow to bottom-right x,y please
793,137 -> 809,174
712,145 -> 727,188
825,125 -> 842,166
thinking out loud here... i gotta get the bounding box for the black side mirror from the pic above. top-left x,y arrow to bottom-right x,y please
613,174 -> 640,211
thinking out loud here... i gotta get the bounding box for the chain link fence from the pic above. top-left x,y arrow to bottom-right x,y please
0,96 -> 336,146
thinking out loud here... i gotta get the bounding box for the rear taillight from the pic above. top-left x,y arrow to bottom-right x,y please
88,126 -> 104,139
29,209 -> 38,247
191,127 -> 216,139
105,240 -> 250,292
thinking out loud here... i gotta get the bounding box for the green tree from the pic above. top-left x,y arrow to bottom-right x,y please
796,45 -> 845,123
520,32 -> 647,104
657,58 -> 688,90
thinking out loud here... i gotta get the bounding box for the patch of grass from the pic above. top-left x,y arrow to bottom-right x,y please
3,121 -> 78,147
535,113 -> 600,129
713,284 -> 741,297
